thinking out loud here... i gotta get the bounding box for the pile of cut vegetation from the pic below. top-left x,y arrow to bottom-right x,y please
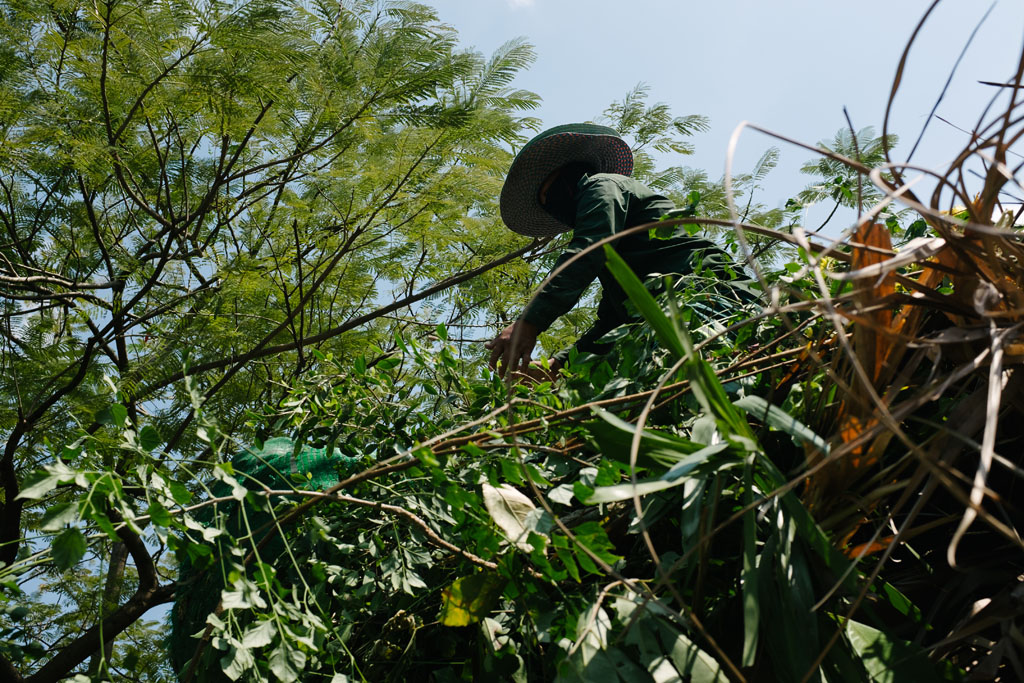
172,16 -> 1024,683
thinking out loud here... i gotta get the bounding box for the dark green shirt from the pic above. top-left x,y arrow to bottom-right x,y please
522,173 -> 722,333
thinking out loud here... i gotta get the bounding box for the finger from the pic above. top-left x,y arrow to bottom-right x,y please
515,349 -> 531,374
494,349 -> 509,378
488,341 -> 504,369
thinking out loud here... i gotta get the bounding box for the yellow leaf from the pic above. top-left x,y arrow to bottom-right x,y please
439,572 -> 507,627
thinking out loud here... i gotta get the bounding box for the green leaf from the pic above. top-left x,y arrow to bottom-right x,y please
686,358 -> 754,441
267,642 -> 305,683
587,407 -> 704,468
741,463 -> 759,667
240,619 -> 275,648
221,576 -> 268,610
220,644 -> 255,681
905,219 -> 928,240
663,629 -> 728,682
139,425 -> 161,451
554,543 -> 581,582
17,461 -> 79,500
414,445 -> 439,468
40,501 -> 79,531
98,403 -> 128,429
584,442 -> 730,504
52,528 -> 87,570
168,480 -> 193,505
846,619 -> 956,682
759,508 -> 821,682
876,581 -> 923,624
548,484 -> 575,506
147,501 -> 173,527
4,604 -> 29,621
439,572 -> 508,626
572,521 -> 623,570
734,395 -> 829,454
649,222 -> 677,240
603,244 -> 687,360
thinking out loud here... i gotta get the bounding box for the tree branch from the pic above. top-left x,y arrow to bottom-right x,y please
25,522 -> 171,683
142,238 -> 546,402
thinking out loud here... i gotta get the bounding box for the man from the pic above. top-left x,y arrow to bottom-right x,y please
486,123 -> 739,378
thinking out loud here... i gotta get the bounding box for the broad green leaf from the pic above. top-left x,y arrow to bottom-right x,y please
583,478 -> 689,504
184,515 -> 223,541
147,501 -> 173,527
876,582 -> 923,624
662,629 -> 728,682
571,521 -> 623,570
97,403 -> 128,429
687,358 -> 754,441
17,461 -> 79,499
221,576 -> 268,610
661,442 -> 732,481
756,457 -> 859,594
220,644 -> 255,681
760,508 -> 822,682
575,603 -> 612,663
139,425 -> 162,451
40,501 -> 79,531
168,480 -> 193,506
587,407 -> 703,468
240,619 -> 275,649
555,543 -> 581,582
603,244 -> 686,360
846,619 -> 956,682
267,642 -> 305,683
734,395 -> 829,454
548,484 -> 575,506
212,465 -> 248,501
584,443 -> 730,504
439,572 -> 508,627
4,604 -> 29,621
52,528 -> 87,570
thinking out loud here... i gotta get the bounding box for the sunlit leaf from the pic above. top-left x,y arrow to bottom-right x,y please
439,572 -> 507,627
52,528 -> 87,570
482,483 -> 536,552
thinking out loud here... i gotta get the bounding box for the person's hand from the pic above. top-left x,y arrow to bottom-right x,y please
485,320 -> 539,378
514,358 -> 564,385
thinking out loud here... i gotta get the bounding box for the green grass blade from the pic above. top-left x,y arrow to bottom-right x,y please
603,244 -> 687,360
734,395 -> 829,454
741,460 -> 759,667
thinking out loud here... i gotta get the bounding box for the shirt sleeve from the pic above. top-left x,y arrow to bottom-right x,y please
521,177 -> 628,332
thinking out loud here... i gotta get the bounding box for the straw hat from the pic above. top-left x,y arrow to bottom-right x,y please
499,123 -> 633,237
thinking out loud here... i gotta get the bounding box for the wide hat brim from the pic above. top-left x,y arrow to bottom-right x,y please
500,123 -> 633,237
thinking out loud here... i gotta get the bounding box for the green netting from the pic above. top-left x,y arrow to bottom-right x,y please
168,438 -> 362,680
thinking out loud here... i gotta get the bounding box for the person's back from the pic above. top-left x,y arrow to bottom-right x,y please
486,123 -> 751,377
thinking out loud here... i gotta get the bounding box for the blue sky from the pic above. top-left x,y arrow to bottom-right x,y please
430,0 -> 1024,226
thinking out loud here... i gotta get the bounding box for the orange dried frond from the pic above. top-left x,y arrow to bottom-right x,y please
850,222 -> 897,385
845,537 -> 894,559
